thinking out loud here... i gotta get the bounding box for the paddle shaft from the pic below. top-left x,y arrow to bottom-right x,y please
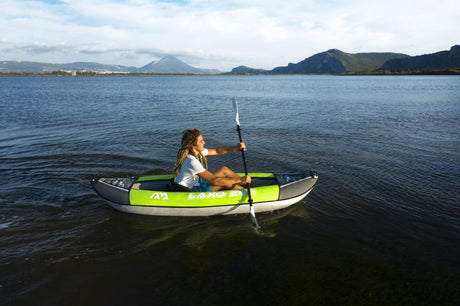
236,125 -> 253,205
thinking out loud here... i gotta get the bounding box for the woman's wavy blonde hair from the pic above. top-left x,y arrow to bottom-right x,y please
174,128 -> 208,175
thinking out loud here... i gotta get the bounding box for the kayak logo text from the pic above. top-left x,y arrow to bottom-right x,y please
187,189 -> 255,200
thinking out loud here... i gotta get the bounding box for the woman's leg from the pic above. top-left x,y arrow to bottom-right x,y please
210,166 -> 243,191
213,166 -> 240,179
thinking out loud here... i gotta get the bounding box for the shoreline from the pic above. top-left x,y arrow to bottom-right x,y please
1,68 -> 459,76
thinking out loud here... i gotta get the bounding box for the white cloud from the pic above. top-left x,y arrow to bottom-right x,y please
0,0 -> 458,71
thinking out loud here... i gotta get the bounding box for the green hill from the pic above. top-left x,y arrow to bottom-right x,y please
328,49 -> 409,72
380,45 -> 460,71
271,49 -> 409,74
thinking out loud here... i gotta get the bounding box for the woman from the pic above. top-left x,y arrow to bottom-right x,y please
174,128 -> 251,192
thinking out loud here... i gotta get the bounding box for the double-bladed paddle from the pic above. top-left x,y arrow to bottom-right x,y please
233,98 -> 260,228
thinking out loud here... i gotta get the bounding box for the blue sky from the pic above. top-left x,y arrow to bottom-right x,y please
1,0 -> 459,71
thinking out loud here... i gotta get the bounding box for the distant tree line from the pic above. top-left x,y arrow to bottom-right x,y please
0,71 -> 205,76
1,68 -> 459,76
344,68 -> 460,75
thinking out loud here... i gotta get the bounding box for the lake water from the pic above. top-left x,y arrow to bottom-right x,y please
1,75 -> 459,305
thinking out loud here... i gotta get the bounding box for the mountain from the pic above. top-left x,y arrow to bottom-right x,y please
327,49 -> 410,72
379,45 -> 460,71
135,55 -> 220,74
0,56 -> 219,74
227,65 -> 270,74
61,62 -> 137,73
271,49 -> 409,74
230,45 -> 459,74
0,60 -> 136,73
2,46 -> 459,75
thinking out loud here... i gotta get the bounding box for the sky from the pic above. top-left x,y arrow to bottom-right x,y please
0,0 -> 459,71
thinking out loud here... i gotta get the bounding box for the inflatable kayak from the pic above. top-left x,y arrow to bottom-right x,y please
91,172 -> 318,217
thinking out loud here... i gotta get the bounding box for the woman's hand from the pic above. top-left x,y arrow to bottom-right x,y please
237,142 -> 247,151
240,175 -> 251,186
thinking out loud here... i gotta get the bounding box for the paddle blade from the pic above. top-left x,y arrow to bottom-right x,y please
233,98 -> 240,126
250,205 -> 260,228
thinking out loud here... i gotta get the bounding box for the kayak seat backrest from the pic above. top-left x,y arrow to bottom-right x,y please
167,178 -> 194,192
